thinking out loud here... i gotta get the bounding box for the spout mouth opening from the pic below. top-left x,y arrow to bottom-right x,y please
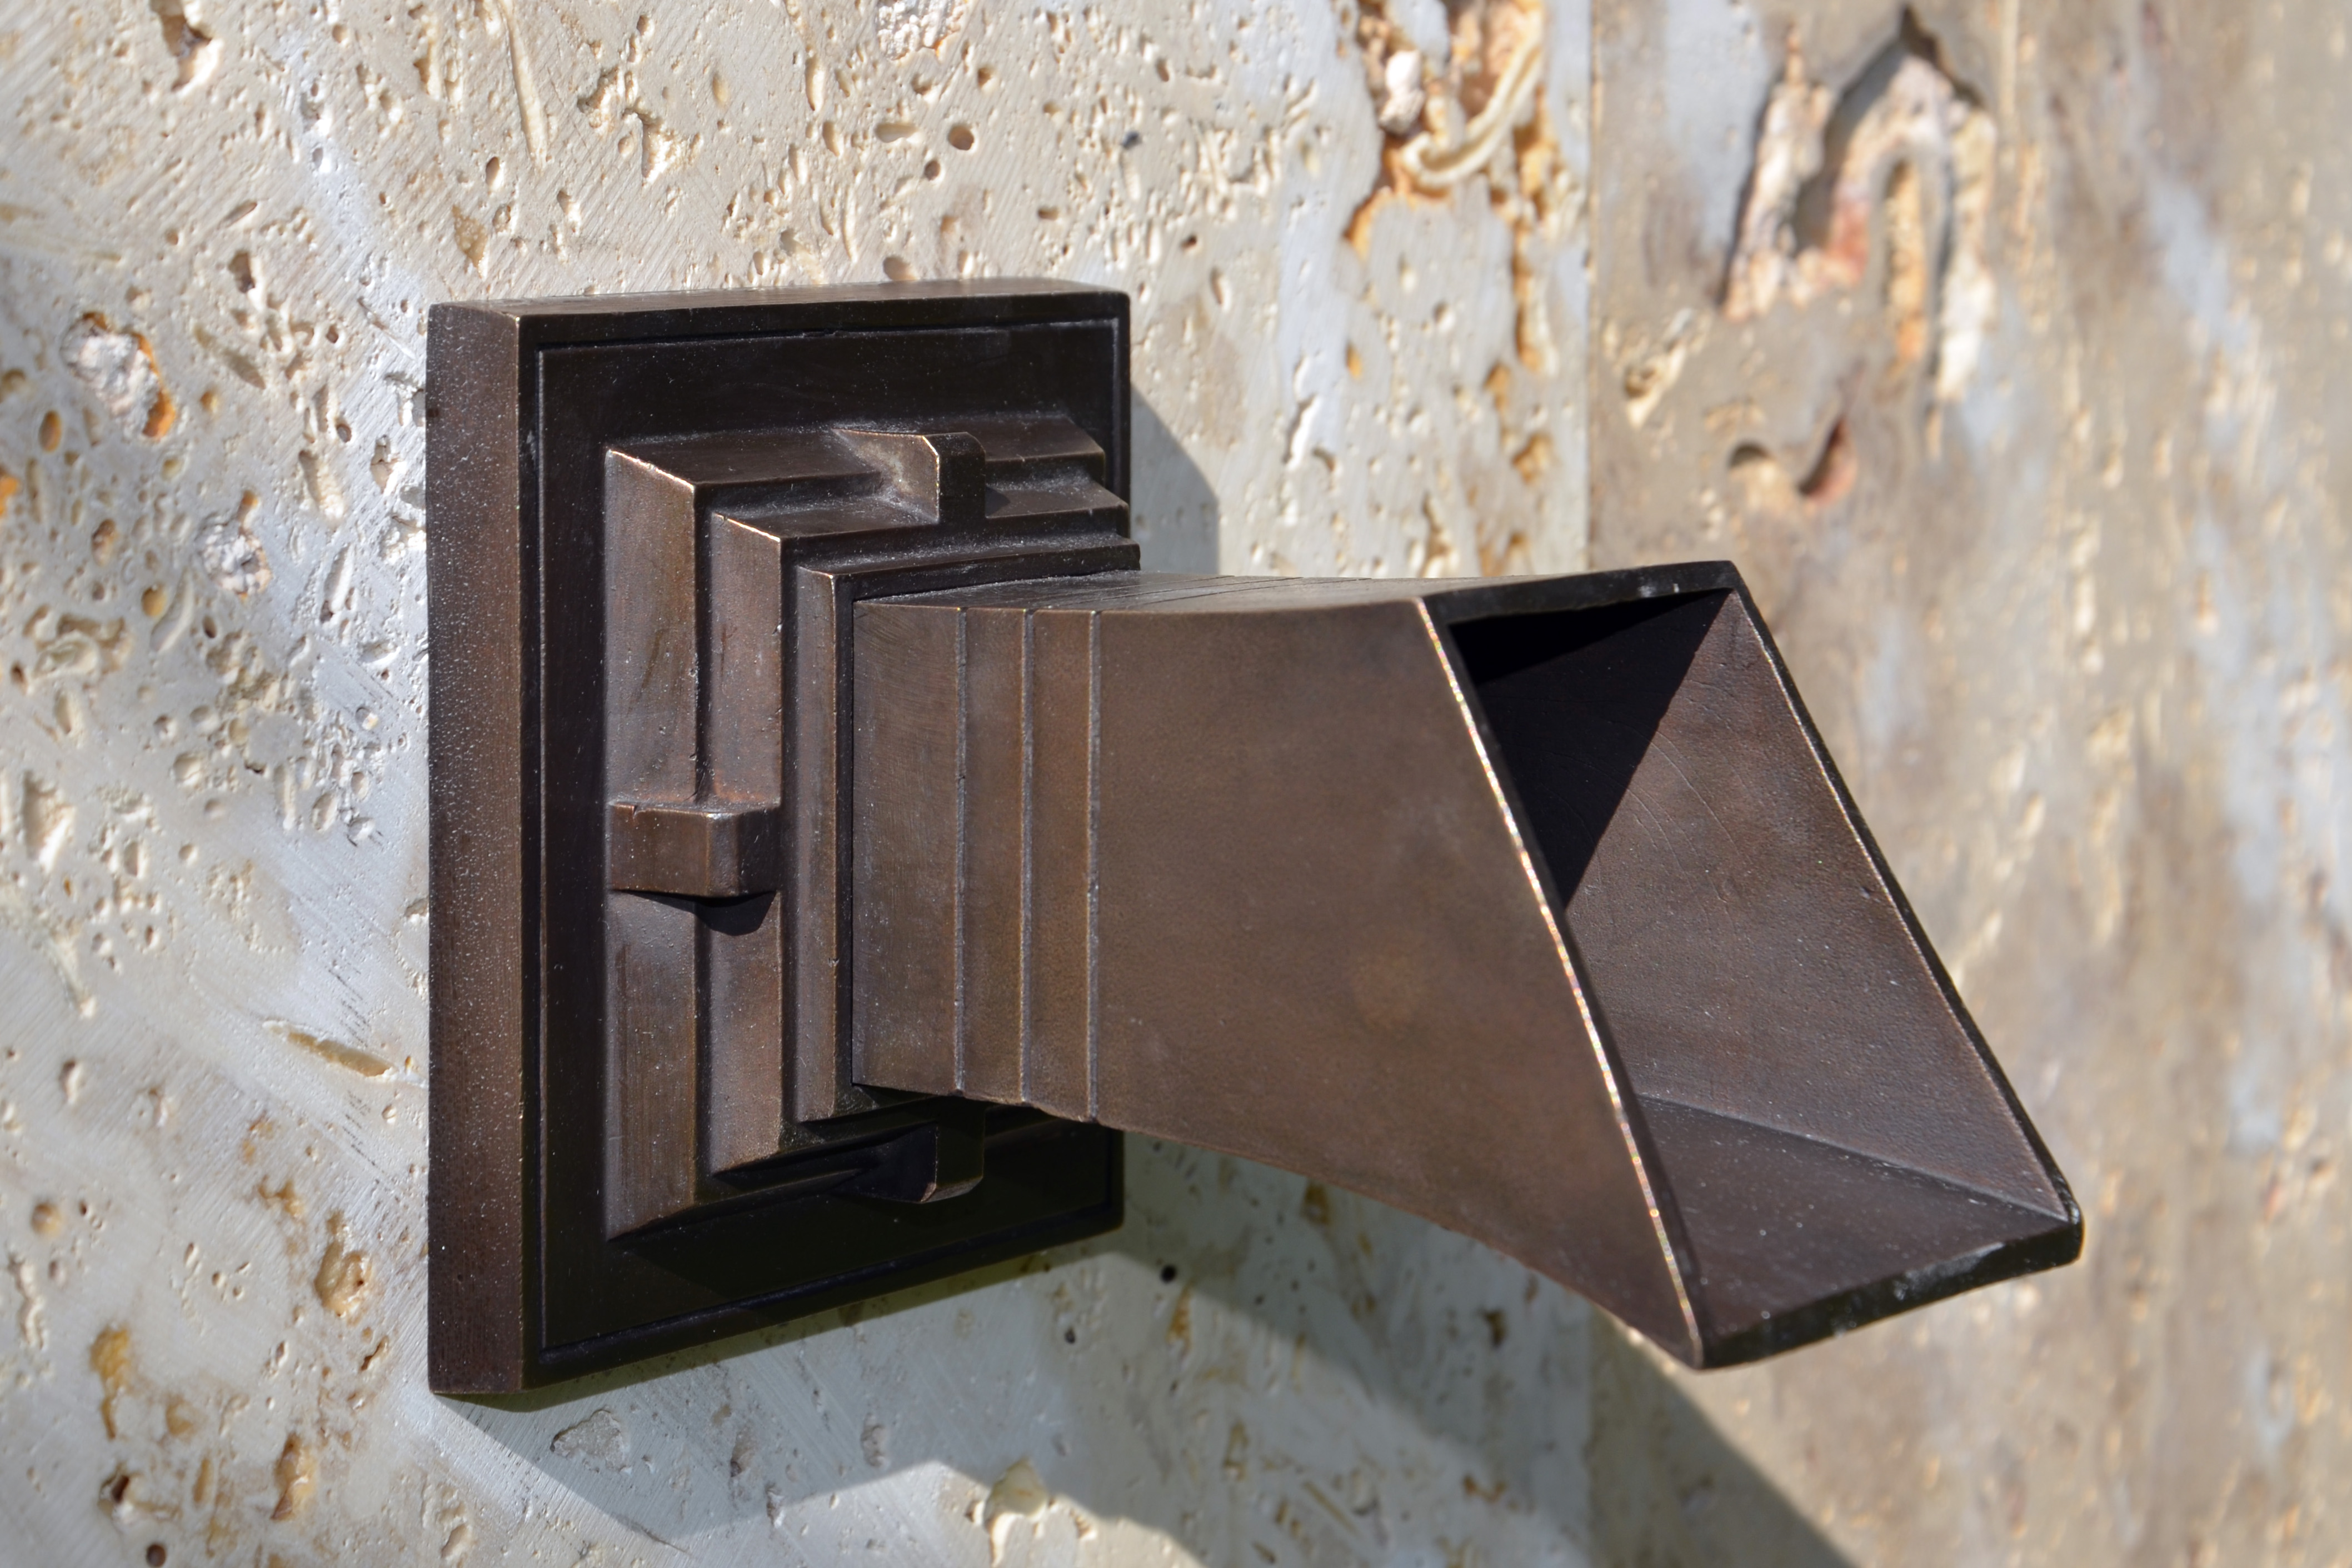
1439,576 -> 2079,1365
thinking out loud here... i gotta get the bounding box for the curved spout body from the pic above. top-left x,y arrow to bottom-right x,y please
850,563 -> 2080,1366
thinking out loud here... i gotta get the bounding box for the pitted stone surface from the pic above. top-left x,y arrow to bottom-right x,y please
2,0 -> 2346,1562
0,1 -> 1598,1564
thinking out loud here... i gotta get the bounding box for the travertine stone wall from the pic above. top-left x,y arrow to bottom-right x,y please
1590,2 -> 2352,1562
3,0 -> 2348,1563
0,1 -> 1601,1564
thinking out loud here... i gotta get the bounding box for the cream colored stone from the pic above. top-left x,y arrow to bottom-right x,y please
1590,1 -> 2352,1561
9,0 -> 2342,1560
0,0 -> 1595,1562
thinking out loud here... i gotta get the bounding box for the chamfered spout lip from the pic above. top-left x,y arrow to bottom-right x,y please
1424,560 -> 2084,1369
1672,1189 -> 2085,1370
1702,1194 -> 2088,1363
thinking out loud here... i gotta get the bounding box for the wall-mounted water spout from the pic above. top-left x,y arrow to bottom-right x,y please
849,562 -> 2078,1370
427,281 -> 2076,1391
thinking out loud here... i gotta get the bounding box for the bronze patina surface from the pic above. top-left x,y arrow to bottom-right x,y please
428,281 -> 2076,1392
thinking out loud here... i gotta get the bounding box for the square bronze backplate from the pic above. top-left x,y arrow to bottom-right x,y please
427,282 -> 1127,1394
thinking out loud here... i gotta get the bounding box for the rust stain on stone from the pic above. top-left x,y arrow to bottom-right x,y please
269,1432 -> 315,1520
91,1324 -> 134,1439
313,1217 -> 372,1320
1344,0 -> 1564,376
257,1179 -> 304,1220
264,1020 -> 395,1078
1165,1286 -> 1193,1355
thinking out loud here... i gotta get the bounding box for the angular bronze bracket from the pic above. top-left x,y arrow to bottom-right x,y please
428,282 -> 2078,1393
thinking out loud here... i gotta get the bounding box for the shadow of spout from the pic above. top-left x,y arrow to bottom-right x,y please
851,561 -> 2081,1368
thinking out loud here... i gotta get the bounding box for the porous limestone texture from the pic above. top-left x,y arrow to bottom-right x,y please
0,0 -> 1608,1564
3,0 -> 2349,1562
1590,1 -> 2352,1563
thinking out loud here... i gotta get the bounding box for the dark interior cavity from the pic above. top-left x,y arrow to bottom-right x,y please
1449,592 -> 2071,1349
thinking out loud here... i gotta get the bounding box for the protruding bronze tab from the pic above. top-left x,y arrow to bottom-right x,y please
837,428 -> 988,526
608,801 -> 785,897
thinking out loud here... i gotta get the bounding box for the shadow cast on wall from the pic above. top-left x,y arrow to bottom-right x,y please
1586,1319 -> 1852,1567
1130,393 -> 1220,573
451,1144 -> 1852,1567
